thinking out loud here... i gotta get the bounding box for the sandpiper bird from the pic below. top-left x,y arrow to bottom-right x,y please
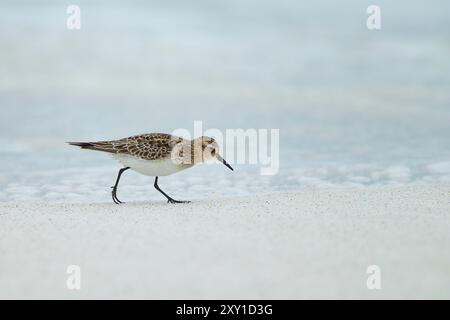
68,133 -> 233,204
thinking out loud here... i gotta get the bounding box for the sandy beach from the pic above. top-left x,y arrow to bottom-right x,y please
1,0 -> 450,303
1,184 -> 449,299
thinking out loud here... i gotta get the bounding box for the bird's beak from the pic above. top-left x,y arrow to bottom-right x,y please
217,154 -> 234,171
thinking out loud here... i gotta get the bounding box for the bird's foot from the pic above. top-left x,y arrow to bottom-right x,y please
167,198 -> 191,204
111,186 -> 125,205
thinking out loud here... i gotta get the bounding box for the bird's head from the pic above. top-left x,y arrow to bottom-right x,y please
194,136 -> 233,171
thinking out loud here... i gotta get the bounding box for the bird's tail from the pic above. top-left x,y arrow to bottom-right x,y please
67,141 -> 97,150
67,141 -> 119,153
68,141 -> 116,153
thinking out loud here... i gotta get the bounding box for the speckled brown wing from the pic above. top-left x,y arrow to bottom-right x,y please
72,133 -> 185,161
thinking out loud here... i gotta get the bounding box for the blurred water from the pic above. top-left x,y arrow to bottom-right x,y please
1,0 -> 450,202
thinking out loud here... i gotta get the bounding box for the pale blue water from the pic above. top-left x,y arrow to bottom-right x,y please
1,0 -> 450,202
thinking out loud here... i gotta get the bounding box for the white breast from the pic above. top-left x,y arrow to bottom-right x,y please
112,154 -> 190,176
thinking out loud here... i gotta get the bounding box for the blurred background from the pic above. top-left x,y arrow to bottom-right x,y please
0,0 -> 449,202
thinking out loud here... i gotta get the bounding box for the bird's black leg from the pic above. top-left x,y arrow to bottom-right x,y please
111,167 -> 130,204
154,176 -> 190,204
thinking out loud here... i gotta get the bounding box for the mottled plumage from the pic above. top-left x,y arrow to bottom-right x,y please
69,133 -> 184,161
68,133 -> 233,204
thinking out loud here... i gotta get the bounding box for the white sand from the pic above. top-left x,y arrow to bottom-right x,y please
0,184 -> 449,299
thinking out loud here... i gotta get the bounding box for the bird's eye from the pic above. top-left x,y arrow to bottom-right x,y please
211,149 -> 216,156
